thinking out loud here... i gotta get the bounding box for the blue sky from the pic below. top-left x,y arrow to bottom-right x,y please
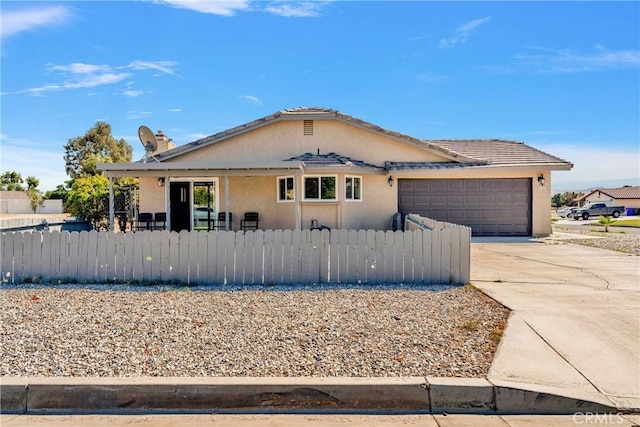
1,1 -> 639,193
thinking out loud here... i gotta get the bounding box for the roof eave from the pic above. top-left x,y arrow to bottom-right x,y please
98,161 -> 305,178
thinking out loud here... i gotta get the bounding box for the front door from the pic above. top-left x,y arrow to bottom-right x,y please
170,182 -> 190,232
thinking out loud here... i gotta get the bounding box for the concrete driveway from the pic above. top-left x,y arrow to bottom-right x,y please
471,238 -> 640,411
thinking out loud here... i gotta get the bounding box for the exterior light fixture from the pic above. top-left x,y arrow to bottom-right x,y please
537,174 -> 545,186
388,176 -> 394,187
158,177 -> 165,187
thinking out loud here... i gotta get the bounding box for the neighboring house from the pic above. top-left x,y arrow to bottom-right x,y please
576,186 -> 640,211
0,191 -> 63,214
99,107 -> 572,236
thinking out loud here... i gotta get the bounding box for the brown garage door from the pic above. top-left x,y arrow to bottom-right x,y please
398,178 -> 532,236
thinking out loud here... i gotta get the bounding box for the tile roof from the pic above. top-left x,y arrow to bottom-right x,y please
386,161 -> 488,171
287,152 -> 384,172
578,186 -> 640,201
428,139 -> 572,166
149,107 -> 572,170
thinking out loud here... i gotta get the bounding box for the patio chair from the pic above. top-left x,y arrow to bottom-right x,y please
135,212 -> 153,231
153,212 -> 166,230
241,212 -> 260,231
214,212 -> 233,231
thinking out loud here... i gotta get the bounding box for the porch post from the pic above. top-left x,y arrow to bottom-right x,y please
164,176 -> 170,230
295,175 -> 301,230
108,177 -> 115,231
224,175 -> 230,231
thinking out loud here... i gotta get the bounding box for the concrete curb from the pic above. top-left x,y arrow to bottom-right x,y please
0,377 -> 619,415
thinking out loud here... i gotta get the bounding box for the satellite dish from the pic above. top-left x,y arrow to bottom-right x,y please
138,125 -> 159,163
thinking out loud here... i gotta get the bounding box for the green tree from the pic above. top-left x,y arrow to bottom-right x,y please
27,188 -> 44,213
63,122 -> 136,229
26,176 -> 39,191
63,121 -> 132,179
64,175 -> 110,230
551,193 -> 563,208
44,183 -> 71,202
561,191 -> 580,206
598,216 -> 615,233
0,171 -> 24,191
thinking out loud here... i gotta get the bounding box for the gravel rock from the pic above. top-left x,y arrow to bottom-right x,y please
552,226 -> 640,255
1,285 -> 508,378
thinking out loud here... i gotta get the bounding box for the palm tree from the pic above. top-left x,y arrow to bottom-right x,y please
598,216 -> 615,232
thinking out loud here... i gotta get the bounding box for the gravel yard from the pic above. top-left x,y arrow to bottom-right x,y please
552,225 -> 640,255
0,285 -> 508,378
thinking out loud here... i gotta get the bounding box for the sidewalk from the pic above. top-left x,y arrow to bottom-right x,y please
471,239 -> 640,411
2,413 -> 640,426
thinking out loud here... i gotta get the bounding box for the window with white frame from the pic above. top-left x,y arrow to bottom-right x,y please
345,176 -> 362,201
303,175 -> 337,201
277,176 -> 295,202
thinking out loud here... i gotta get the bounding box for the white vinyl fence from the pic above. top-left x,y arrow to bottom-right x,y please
1,223 -> 470,286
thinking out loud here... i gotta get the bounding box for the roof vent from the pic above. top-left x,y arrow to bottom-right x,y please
303,120 -> 314,136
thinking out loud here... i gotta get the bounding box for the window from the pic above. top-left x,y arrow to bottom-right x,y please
193,181 -> 216,231
303,176 -> 336,201
345,176 -> 362,201
278,176 -> 295,202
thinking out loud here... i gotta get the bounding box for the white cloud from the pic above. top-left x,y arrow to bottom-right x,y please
127,111 -> 153,120
128,60 -> 180,77
168,108 -> 183,112
3,60 -> 179,96
123,89 -> 145,98
12,72 -> 132,96
264,2 -> 323,17
515,46 -> 640,73
150,0 -> 250,16
48,63 -> 112,74
438,17 -> 491,49
0,5 -> 72,39
149,0 -> 329,17
242,95 -> 263,106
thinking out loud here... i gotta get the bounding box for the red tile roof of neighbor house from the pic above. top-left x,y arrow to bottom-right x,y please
151,107 -> 573,169
577,186 -> 640,201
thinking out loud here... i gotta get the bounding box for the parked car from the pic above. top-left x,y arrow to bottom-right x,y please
557,207 -> 577,218
572,202 -> 625,220
194,207 -> 215,224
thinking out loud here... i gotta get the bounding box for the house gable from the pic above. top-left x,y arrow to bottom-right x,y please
158,108 -> 483,166
165,117 -> 464,167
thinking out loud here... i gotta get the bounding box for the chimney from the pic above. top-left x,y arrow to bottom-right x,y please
153,130 -> 176,154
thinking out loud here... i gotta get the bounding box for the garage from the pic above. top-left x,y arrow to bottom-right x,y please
398,178 -> 532,236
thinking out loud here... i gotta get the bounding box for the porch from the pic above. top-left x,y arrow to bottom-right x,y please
100,160 -> 392,233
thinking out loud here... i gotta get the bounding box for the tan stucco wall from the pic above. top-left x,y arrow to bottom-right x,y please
170,120 -> 442,165
616,199 -> 640,209
583,193 -> 640,209
139,177 -> 166,215
139,173 -> 398,231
